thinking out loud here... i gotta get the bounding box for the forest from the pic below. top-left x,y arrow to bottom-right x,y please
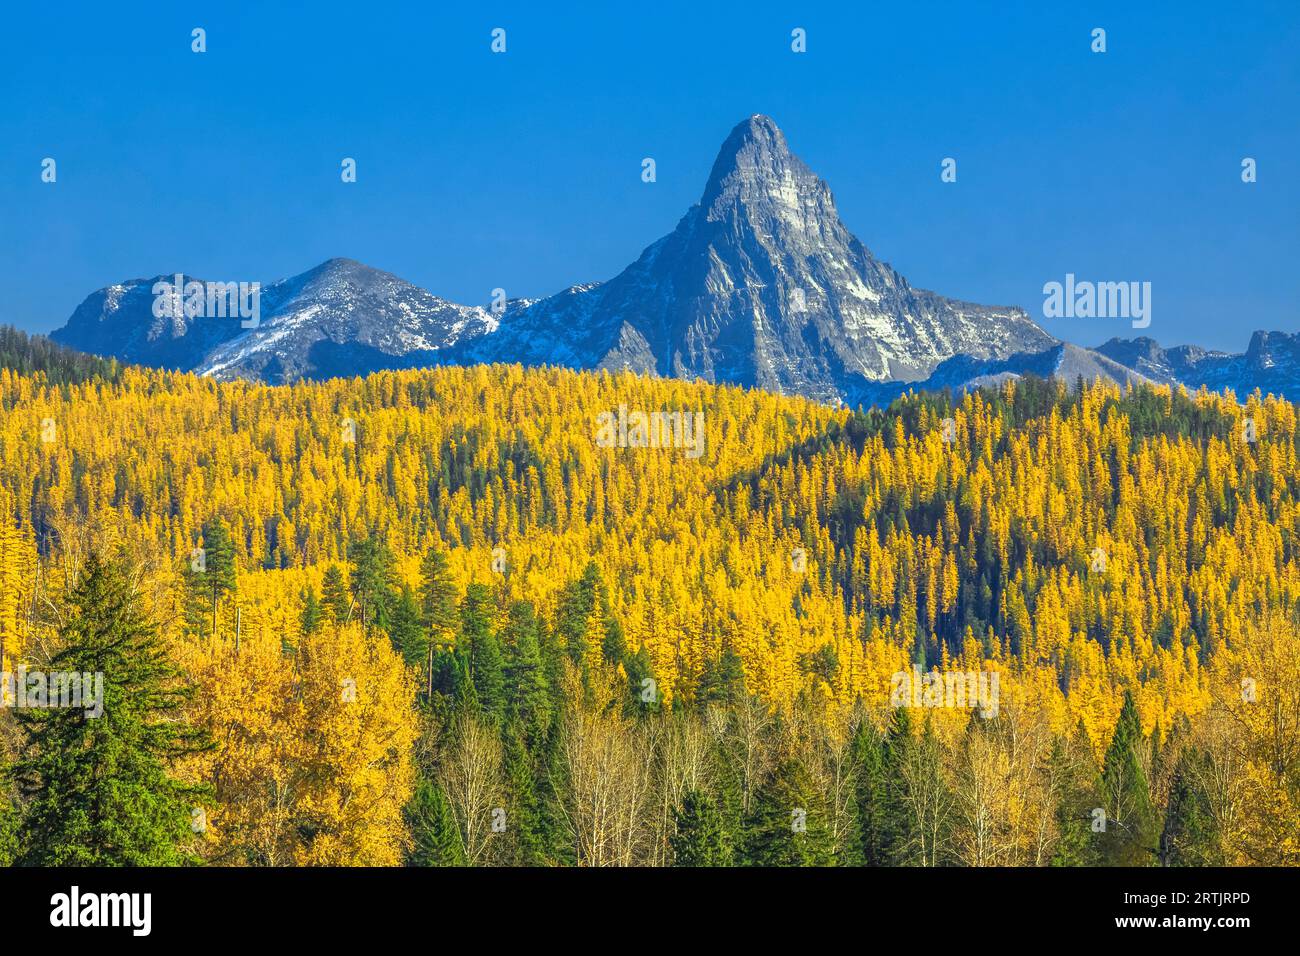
0,338 -> 1297,865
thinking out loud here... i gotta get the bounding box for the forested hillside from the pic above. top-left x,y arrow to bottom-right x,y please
0,363 -> 1296,865
0,325 -> 122,386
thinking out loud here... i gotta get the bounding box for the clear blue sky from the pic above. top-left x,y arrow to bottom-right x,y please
3,1 -> 1297,352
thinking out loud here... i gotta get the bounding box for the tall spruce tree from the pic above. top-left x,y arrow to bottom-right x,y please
877,705 -> 915,864
851,719 -> 892,865
672,789 -> 731,866
299,585 -> 324,636
201,519 -> 236,638
707,734 -> 747,857
697,647 -> 746,707
1099,691 -> 1158,865
321,564 -> 350,624
500,721 -> 546,865
742,757 -> 836,866
387,585 -> 426,668
405,778 -> 467,866
1160,747 -> 1221,866
1047,731 -> 1101,867
347,533 -> 396,631
418,547 -> 460,697
13,554 -> 211,865
501,601 -> 552,743
461,584 -> 505,720
183,518 -> 236,638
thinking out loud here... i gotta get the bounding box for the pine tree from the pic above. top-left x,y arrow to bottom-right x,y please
501,601 -> 552,744
300,586 -> 324,636
1099,691 -> 1158,865
697,647 -> 746,707
185,518 -> 236,638
386,585 -> 426,669
672,788 -> 731,866
461,584 -> 505,720
742,757 -> 836,866
851,719 -> 890,865
347,534 -> 396,631
1047,734 -> 1099,866
500,722 -> 546,865
13,554 -> 211,865
878,706 -> 915,864
405,778 -> 466,866
1160,747 -> 1221,866
418,547 -> 460,697
321,564 -> 350,624
555,562 -> 620,674
707,734 -> 747,856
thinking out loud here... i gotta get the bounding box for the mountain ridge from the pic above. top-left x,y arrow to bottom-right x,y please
45,115 -> 1297,403
453,114 -> 1057,401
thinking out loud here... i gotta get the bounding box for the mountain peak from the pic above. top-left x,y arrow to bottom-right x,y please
306,257 -> 371,279
700,114 -> 816,211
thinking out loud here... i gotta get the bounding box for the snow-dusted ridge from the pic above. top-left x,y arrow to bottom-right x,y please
48,116 -> 1298,403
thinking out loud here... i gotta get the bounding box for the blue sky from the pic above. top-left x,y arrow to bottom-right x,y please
3,1 -> 1297,351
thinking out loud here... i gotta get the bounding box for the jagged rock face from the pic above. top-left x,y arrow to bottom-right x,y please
50,115 -> 1295,405
51,276 -> 248,371
1093,336 -> 1228,387
193,258 -> 498,383
466,115 -> 1055,403
53,259 -> 499,384
1095,332 -> 1300,400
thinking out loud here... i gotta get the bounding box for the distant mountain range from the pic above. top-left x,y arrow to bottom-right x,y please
48,115 -> 1297,405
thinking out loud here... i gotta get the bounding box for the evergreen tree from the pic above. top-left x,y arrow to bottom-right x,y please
387,585 -> 426,668
1099,691 -> 1158,865
499,721 -> 546,865
1160,747 -> 1221,866
321,564 -> 350,624
13,554 -> 211,865
555,562 -> 620,673
347,533 -> 396,631
707,734 -> 746,857
671,788 -> 731,866
185,518 -> 236,638
697,647 -> 747,707
742,757 -> 836,866
501,601 -> 552,743
405,778 -> 466,866
418,547 -> 460,695
623,645 -> 659,716
299,586 -> 324,636
878,706 -> 915,864
461,584 -> 505,720
1047,733 -> 1100,867
851,718 -> 891,865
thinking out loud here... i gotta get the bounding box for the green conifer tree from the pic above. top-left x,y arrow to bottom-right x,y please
1160,747 -> 1221,866
672,788 -> 731,866
1099,691 -> 1158,865
461,584 -> 505,720
321,564 -> 350,624
742,757 -> 836,867
405,778 -> 467,866
13,554 -> 211,865
501,601 -> 552,743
